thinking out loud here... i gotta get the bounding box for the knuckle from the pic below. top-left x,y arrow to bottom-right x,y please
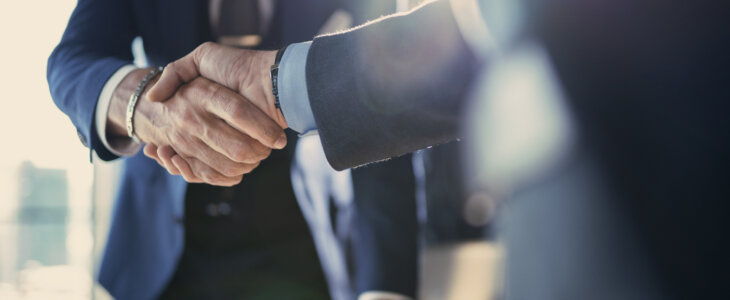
218,180 -> 234,187
243,162 -> 260,174
162,62 -> 175,76
166,61 -> 179,72
222,165 -> 243,177
176,81 -> 194,97
261,127 -> 281,144
258,145 -> 272,158
223,176 -> 241,187
168,132 -> 184,146
207,84 -> 225,102
194,42 -> 212,61
227,101 -> 247,120
170,135 -> 193,155
181,172 -> 194,182
199,170 -> 216,183
221,168 -> 236,177
251,147 -> 271,161
186,78 -> 207,95
179,109 -> 197,125
199,41 -> 214,52
169,61 -> 189,81
165,167 -> 177,175
199,124 -> 214,143
231,147 -> 251,163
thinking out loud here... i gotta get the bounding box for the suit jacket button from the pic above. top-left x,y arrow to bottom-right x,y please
206,203 -> 219,217
218,202 -> 231,216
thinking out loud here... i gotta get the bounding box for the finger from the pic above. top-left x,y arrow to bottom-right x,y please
193,43 -> 256,92
157,145 -> 182,175
143,144 -> 163,165
147,52 -> 202,102
173,155 -> 243,186
175,137 -> 254,177
147,42 -> 246,102
170,155 -> 204,184
196,119 -> 273,164
195,80 -> 287,149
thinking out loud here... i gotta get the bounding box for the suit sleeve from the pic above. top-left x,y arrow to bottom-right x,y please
305,0 -> 481,170
47,0 -> 138,161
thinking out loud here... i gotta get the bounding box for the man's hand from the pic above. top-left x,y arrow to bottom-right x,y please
147,42 -> 284,127
107,67 -> 286,186
142,42 -> 286,185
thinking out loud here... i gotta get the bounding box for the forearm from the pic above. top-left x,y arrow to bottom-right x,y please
47,0 -> 137,160
305,0 -> 482,170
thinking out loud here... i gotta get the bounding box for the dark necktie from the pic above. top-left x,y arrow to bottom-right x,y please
210,0 -> 262,47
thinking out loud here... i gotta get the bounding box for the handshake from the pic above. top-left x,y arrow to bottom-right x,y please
108,42 -> 288,186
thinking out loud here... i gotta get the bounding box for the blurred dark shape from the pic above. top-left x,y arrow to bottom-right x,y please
532,1 -> 730,298
468,0 -> 730,298
419,143 -> 493,246
351,154 -> 419,297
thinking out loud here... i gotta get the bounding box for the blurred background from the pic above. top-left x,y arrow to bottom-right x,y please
0,1 -> 96,299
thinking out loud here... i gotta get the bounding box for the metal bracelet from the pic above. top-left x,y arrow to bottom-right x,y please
126,66 -> 164,143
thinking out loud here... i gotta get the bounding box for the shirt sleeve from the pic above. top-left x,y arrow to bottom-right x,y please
278,41 -> 319,135
94,64 -> 143,156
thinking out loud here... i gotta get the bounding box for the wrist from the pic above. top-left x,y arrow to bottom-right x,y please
107,67 -> 162,144
107,68 -> 148,138
228,49 -> 287,129
131,75 -> 163,144
245,50 -> 288,128
257,50 -> 288,128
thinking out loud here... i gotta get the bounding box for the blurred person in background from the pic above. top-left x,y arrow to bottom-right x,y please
464,0 -> 730,299
47,0 -> 424,299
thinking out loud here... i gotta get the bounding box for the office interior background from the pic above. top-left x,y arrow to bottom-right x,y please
0,1 -> 95,298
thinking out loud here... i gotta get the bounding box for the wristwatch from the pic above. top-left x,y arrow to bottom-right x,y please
270,45 -> 289,110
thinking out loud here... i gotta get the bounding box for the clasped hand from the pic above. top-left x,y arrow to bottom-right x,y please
125,42 -> 286,186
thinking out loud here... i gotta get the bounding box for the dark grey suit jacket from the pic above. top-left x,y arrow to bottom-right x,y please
305,0 -> 481,170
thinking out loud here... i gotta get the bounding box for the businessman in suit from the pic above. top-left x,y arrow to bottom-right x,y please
48,0 -> 420,299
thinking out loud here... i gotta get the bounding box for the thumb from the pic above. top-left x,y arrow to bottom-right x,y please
147,48 -> 204,102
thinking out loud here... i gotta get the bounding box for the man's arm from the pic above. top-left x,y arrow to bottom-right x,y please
149,0 -> 481,177
47,0 -> 137,161
304,0 -> 481,170
48,0 -> 286,186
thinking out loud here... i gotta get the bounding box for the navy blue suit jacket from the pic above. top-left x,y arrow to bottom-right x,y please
48,0 -> 419,299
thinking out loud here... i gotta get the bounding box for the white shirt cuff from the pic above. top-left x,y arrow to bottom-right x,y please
95,65 -> 142,157
278,41 -> 318,135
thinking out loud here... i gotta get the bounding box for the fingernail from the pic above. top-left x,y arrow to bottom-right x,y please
274,135 -> 287,149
